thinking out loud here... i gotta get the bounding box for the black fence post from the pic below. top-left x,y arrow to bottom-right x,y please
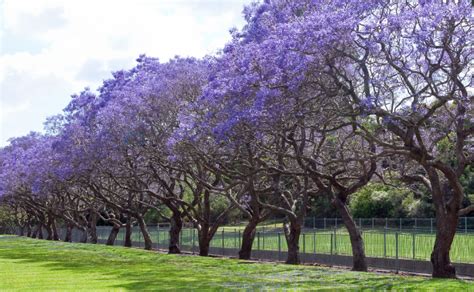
313,231 -> 316,253
238,230 -> 241,248
278,232 -> 281,261
303,233 -> 306,254
257,232 -> 260,251
192,229 -> 195,254
222,229 -> 225,256
330,233 -> 333,255
234,228 -> 237,248
395,232 -> 399,273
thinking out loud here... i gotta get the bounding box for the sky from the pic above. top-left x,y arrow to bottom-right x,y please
0,0 -> 253,146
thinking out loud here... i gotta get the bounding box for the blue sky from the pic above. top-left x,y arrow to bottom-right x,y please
0,0 -> 252,146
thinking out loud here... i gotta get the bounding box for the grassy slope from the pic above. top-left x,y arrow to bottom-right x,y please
0,236 -> 471,291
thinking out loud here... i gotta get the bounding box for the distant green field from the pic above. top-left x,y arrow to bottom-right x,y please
0,235 -> 472,291
96,227 -> 474,264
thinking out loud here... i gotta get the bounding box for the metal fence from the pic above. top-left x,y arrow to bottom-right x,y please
0,225 -> 16,235
89,226 -> 473,264
3,224 -> 474,277
97,226 -> 473,277
247,217 -> 474,233
308,217 -> 474,233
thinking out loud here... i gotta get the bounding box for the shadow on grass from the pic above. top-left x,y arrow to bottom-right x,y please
0,236 -> 471,291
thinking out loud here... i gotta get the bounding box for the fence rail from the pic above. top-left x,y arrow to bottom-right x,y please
300,217 -> 474,233
191,217 -> 474,233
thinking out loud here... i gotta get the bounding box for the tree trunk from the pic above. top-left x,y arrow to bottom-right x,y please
168,212 -> 182,254
88,212 -> 98,244
64,224 -> 73,242
198,227 -> 211,256
80,228 -> 88,243
51,219 -> 59,240
333,198 -> 368,271
26,225 -> 32,237
106,225 -> 120,246
137,216 -> 153,250
239,219 -> 258,260
37,224 -> 44,239
431,213 -> 458,278
283,221 -> 301,264
124,218 -> 132,247
426,167 -> 460,279
45,223 -> 53,240
46,214 -> 58,240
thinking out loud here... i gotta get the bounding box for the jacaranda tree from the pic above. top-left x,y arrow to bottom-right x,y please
0,0 -> 471,279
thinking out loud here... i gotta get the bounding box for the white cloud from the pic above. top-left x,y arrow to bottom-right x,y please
0,0 -> 252,146
0,70 -> 74,143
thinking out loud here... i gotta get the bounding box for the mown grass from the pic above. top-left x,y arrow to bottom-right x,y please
1,235 -> 471,291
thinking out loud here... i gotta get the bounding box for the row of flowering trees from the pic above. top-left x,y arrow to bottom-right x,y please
0,0 -> 472,278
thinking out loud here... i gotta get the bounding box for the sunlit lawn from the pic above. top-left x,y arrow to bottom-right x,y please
0,235 -> 471,291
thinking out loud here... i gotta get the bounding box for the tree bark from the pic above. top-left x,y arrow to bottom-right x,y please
124,218 -> 132,247
106,224 -> 120,246
198,226 -> 211,256
137,216 -> 153,250
45,223 -> 53,240
51,219 -> 59,240
88,212 -> 98,244
26,225 -> 32,237
168,212 -> 182,254
239,219 -> 258,260
333,197 -> 368,271
80,228 -> 88,243
283,221 -> 301,264
46,214 -> 59,240
431,212 -> 458,278
427,167 -> 460,278
198,236 -> 210,256
64,224 -> 73,242
37,224 -> 44,239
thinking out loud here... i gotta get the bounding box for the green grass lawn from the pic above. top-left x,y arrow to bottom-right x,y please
1,235 -> 471,291
108,227 -> 473,263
